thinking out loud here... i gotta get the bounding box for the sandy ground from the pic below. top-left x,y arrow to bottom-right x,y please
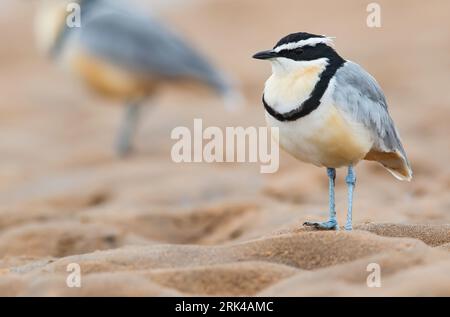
0,0 -> 449,296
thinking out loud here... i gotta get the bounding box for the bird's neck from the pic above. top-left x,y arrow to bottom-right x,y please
263,56 -> 346,121
264,58 -> 329,114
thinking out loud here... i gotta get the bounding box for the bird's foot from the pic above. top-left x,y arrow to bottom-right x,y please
344,223 -> 353,231
303,219 -> 338,230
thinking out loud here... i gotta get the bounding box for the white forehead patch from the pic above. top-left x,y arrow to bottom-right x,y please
273,37 -> 334,53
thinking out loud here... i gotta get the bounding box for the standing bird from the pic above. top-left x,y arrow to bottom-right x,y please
34,0 -> 238,156
253,32 -> 412,231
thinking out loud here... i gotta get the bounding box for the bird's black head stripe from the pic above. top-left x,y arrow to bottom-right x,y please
263,56 -> 345,122
274,32 -> 324,49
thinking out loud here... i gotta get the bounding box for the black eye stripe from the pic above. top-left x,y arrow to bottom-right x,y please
277,46 -> 310,54
276,43 -> 339,62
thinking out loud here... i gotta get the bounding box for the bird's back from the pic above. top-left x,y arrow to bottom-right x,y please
333,61 -> 412,181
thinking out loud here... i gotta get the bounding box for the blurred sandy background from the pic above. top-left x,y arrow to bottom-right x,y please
0,0 -> 449,296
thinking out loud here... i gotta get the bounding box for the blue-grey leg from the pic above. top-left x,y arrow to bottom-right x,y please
115,102 -> 141,157
304,168 -> 338,230
345,165 -> 356,231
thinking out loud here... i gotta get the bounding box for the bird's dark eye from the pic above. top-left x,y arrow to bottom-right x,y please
294,48 -> 304,54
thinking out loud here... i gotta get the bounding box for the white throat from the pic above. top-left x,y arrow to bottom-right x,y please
264,57 -> 329,113
270,57 -> 329,76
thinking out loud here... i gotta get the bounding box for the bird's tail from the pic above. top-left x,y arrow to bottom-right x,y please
365,149 -> 412,181
385,151 -> 412,181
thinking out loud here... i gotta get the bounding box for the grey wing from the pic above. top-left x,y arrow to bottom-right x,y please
333,61 -> 412,179
77,3 -> 231,94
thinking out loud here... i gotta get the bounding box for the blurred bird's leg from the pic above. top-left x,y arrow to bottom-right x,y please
344,165 -> 356,231
304,168 -> 338,230
115,101 -> 142,157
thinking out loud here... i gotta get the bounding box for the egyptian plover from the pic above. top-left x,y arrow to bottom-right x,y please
34,0 -> 238,156
253,32 -> 412,231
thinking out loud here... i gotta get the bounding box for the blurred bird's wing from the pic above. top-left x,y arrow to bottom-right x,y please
333,61 -> 412,180
77,2 -> 232,95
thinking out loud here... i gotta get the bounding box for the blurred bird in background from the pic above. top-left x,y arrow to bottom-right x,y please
34,0 -> 239,156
